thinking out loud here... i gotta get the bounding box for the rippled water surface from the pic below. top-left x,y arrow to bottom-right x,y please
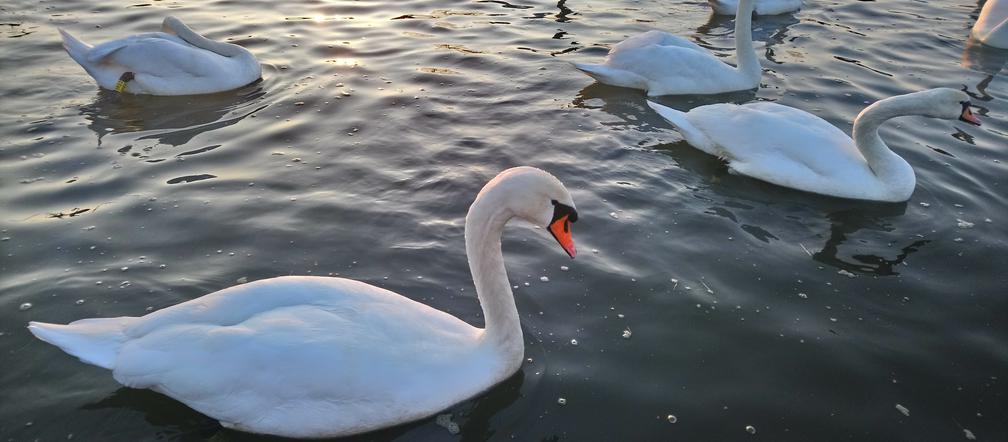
2,0 -> 1006,440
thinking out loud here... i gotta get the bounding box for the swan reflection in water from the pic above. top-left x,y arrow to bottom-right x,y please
812,203 -> 931,276
961,35 -> 1007,112
694,6 -> 799,64
79,81 -> 267,153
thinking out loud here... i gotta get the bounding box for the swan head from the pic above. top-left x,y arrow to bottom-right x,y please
917,88 -> 982,126
477,167 -> 578,258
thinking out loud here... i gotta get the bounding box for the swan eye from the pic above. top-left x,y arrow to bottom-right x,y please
550,200 -> 578,224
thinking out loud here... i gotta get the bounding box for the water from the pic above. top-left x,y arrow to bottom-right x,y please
1,0 -> 1006,440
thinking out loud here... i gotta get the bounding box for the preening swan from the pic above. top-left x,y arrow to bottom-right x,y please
27,167 -> 579,438
646,88 -> 981,202
58,16 -> 261,95
709,0 -> 801,16
971,0 -> 1008,48
572,0 -> 759,96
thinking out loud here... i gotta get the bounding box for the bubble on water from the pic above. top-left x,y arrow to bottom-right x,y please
956,219 -> 974,229
609,212 -> 619,219
540,276 -> 549,282
560,265 -> 569,271
953,237 -> 964,243
159,264 -> 167,269
236,276 -> 248,284
895,403 -> 910,416
570,338 -> 578,346
838,269 -> 856,278
798,292 -> 808,299
621,328 -> 632,339
120,266 -> 129,272
963,429 -> 976,440
435,413 -> 460,435
557,397 -> 567,405
19,302 -> 32,311
75,299 -> 85,305
745,425 -> 756,435
666,414 -> 677,424
919,202 -> 930,208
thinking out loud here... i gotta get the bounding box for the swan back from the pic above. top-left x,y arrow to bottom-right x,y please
58,17 -> 261,95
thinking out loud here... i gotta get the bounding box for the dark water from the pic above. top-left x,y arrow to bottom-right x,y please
1,0 -> 1006,440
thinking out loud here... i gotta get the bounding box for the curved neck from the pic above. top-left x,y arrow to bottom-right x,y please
852,95 -> 916,181
165,18 -> 250,59
733,0 -> 760,80
464,192 -> 524,361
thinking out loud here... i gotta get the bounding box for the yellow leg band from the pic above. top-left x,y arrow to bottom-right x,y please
114,80 -> 127,93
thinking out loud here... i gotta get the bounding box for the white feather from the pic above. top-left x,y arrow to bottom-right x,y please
647,88 -> 977,202
58,16 -> 260,95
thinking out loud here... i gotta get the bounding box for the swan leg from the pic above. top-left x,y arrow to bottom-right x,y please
115,71 -> 135,93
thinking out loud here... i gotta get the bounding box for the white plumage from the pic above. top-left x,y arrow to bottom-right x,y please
572,0 -> 760,96
647,88 -> 980,202
709,0 -> 801,16
58,16 -> 261,95
29,167 -> 579,439
972,0 -> 1008,48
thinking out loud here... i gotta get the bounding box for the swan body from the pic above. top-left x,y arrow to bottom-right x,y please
58,16 -> 261,95
28,167 -> 579,438
709,0 -> 801,16
972,0 -> 1008,48
647,88 -> 980,202
572,0 -> 759,96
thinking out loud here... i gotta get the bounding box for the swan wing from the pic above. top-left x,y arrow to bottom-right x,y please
686,102 -> 881,192
611,30 -> 707,54
96,34 -> 231,79
109,276 -> 491,438
605,44 -> 747,95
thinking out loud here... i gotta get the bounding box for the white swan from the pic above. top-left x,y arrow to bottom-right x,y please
58,16 -> 261,95
972,0 -> 1008,49
709,0 -> 801,16
572,0 -> 759,96
27,167 -> 579,438
646,88 -> 981,202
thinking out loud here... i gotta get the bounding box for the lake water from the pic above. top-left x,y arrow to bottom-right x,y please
1,0 -> 1005,440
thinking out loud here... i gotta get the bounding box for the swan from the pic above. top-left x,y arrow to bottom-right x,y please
646,88 -> 981,202
572,0 -> 759,96
972,0 -> 1008,49
58,16 -> 261,95
27,167 -> 579,438
709,0 -> 801,16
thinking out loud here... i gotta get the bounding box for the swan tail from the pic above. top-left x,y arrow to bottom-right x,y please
57,28 -> 93,66
571,62 -> 646,89
28,317 -> 135,370
646,101 -> 717,153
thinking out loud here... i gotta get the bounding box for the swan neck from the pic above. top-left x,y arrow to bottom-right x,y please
464,192 -> 523,360
851,95 -> 916,182
169,19 -> 250,59
734,0 -> 760,80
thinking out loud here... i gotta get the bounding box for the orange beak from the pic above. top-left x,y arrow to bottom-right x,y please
960,101 -> 981,126
549,214 -> 576,258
